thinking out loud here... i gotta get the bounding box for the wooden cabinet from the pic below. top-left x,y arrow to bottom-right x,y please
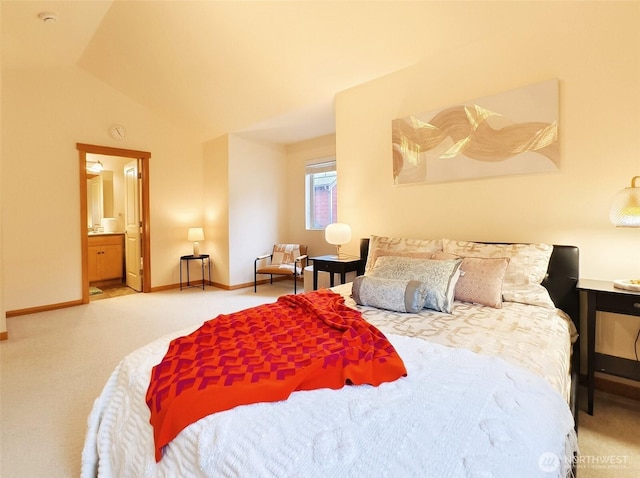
88,234 -> 124,283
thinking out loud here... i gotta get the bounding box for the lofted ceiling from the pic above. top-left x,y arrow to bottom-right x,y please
2,0 -> 532,144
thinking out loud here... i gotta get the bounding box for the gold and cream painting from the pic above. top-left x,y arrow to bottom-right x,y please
392,79 -> 559,185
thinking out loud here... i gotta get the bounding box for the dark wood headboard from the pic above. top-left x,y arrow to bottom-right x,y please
359,238 -> 579,325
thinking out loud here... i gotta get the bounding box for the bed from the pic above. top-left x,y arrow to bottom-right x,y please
81,236 -> 580,478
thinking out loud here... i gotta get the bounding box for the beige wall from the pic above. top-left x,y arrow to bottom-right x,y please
2,1 -> 639,363
228,134 -> 287,286
335,2 -> 640,362
0,30 -> 4,334
202,133 -> 289,288
285,133 -> 337,258
203,135 -> 230,286
1,66 -> 203,313
204,133 -> 337,289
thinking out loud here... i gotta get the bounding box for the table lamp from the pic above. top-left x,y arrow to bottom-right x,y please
188,227 -> 205,257
610,176 -> 640,291
325,223 -> 351,258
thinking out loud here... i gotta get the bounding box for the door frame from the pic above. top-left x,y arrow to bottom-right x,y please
77,143 -> 151,303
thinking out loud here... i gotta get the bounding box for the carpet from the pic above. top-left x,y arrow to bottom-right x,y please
3,282 -> 639,478
89,287 -> 103,296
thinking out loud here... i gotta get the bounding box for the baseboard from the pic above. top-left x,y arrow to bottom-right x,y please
214,282 -> 241,291
0,331 -> 8,341
151,281 -> 231,292
151,278 -> 212,292
7,276 -> 299,317
150,283 -> 179,292
153,277 -> 304,292
581,373 -> 640,402
6,299 -> 84,318
595,376 -> 640,401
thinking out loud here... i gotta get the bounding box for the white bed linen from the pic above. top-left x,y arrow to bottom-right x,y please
82,331 -> 576,478
332,283 -> 576,402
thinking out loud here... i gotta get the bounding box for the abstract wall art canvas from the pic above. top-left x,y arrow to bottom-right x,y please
392,79 -> 559,185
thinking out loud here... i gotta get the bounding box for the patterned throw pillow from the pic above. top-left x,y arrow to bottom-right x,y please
365,235 -> 442,274
352,276 -> 428,313
441,239 -> 554,308
271,244 -> 301,266
433,252 -> 509,308
368,256 -> 462,313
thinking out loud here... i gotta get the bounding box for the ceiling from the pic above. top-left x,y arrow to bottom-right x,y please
1,0 -> 529,144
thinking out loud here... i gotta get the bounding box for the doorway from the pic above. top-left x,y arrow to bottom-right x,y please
77,143 -> 151,304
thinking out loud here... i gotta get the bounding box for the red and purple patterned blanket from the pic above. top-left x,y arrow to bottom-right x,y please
146,289 -> 406,461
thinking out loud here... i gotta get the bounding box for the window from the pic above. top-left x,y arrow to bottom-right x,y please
305,159 -> 337,230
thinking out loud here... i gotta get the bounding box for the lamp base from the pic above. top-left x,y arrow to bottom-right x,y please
193,241 -> 200,258
333,245 -> 348,259
613,279 -> 640,292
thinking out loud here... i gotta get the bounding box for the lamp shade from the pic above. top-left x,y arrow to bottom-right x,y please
325,223 -> 351,246
610,176 -> 640,227
187,227 -> 205,242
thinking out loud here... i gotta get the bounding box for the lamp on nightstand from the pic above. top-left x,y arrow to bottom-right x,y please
610,176 -> 640,291
325,223 -> 351,258
188,227 -> 205,257
610,176 -> 640,227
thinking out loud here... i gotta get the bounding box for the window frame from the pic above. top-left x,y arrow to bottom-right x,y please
305,157 -> 337,231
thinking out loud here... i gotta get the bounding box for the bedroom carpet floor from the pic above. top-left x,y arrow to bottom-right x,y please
1,282 -> 639,478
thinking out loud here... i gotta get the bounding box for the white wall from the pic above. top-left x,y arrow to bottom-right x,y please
1,65 -> 203,312
335,2 -> 640,361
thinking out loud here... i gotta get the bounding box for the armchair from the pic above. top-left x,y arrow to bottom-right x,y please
254,244 -> 308,294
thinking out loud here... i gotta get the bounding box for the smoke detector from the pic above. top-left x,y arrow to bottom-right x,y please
38,11 -> 58,23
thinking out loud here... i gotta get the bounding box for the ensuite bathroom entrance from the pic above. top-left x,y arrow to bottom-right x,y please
77,143 -> 151,303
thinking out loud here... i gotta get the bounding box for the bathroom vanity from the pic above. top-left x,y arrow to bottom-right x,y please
88,233 -> 124,284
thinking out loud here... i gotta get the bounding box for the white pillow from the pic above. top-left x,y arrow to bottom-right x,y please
365,235 -> 442,274
442,239 -> 554,308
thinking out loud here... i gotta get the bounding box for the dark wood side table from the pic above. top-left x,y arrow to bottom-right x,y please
180,254 -> 211,290
310,255 -> 364,290
577,279 -> 640,415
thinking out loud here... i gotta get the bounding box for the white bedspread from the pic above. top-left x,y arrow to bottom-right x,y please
82,332 -> 576,477
332,283 -> 576,402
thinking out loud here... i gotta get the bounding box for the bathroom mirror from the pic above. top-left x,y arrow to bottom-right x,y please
87,170 -> 114,229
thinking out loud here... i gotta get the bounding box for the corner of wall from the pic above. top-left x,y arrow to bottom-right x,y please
0,51 -> 6,339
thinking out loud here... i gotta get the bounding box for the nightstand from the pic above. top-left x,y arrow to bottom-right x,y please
577,279 -> 640,415
180,254 -> 211,290
310,255 -> 364,290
